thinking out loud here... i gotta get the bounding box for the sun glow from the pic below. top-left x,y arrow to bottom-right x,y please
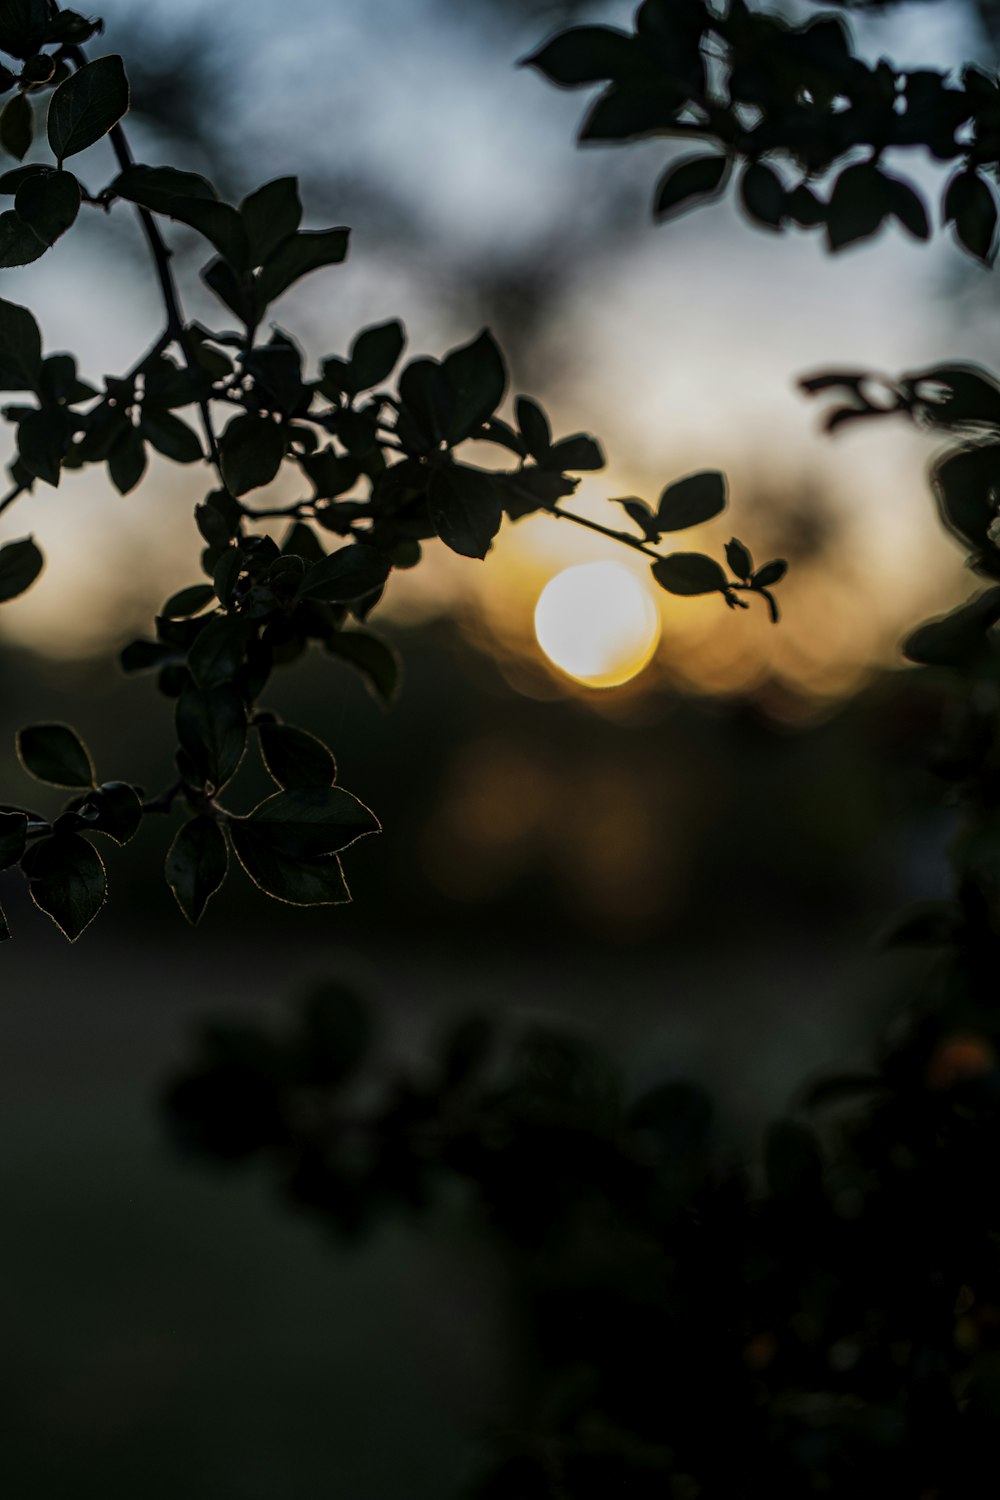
533,561 -> 661,689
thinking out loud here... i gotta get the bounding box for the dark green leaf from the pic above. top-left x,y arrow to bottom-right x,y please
17,721 -> 94,787
0,161 -> 50,193
297,543 -> 390,603
110,163 -> 218,214
140,407 -> 203,463
345,319 -> 405,395
175,681 -> 247,791
0,533 -> 41,600
255,226 -> 350,309
230,834 -> 351,907
14,168 -> 79,246
0,807 -> 26,867
516,396 -> 551,460
825,162 -> 888,252
17,406 -> 70,486
325,629 -> 401,705
258,723 -> 337,789
546,433 -> 605,471
0,294 -> 41,388
651,552 -> 728,595
884,174 -> 930,241
397,357 -> 452,448
580,81 -> 686,143
739,162 -> 785,229
944,169 -> 998,265
219,412 -> 284,495
653,153 -> 728,222
168,195 -> 249,271
656,470 -> 727,530
240,176 -> 301,266
28,832 -> 106,941
47,54 -> 129,163
520,26 -> 642,86
0,0 -> 48,59
441,328 -> 507,442
428,464 -> 503,559
166,815 -> 229,925
752,559 -> 787,588
187,614 -> 253,689
0,91 -> 31,160
235,786 -> 379,858
299,446 -> 362,498
162,584 -> 215,619
0,206 -> 44,265
68,780 -> 142,846
201,256 -> 251,322
725,537 -> 753,581
107,423 -> 146,494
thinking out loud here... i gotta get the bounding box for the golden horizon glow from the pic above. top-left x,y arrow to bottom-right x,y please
533,561 -> 661,689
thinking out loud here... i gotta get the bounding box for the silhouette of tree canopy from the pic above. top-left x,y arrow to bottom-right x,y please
0,1 -> 782,943
161,2 -> 1000,1494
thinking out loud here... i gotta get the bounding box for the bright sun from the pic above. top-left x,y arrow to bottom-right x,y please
533,561 -> 661,689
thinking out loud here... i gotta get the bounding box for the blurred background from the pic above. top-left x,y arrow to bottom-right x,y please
0,0 -> 992,1494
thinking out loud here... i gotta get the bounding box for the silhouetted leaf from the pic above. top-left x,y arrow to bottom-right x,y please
47,54 -> 128,163
0,533 -> 41,600
0,0 -> 48,59
0,206 -> 43,264
885,174 -> 930,241
187,614 -> 253,689
17,406 -> 69,485
231,836 -> 351,906
297,543 -> 390,603
70,780 -> 141,846
175,682 -> 246,790
546,434 -> 604,471
944,168 -> 998,264
162,584 -> 215,620
516,396 -> 551,460
826,162 -> 888,251
657,470 -> 726,530
442,329 -> 506,443
166,815 -> 228,925
726,537 -> 753,580
219,412 -> 284,495
0,294 -> 41,388
240,176 -> 301,266
107,424 -> 146,493
653,153 -> 728,221
13,167 -> 79,246
17,721 -> 94,787
28,832 -> 106,941
429,464 -> 504,559
345,319 -> 405,395
521,26 -> 642,86
0,807 -> 26,867
140,407 -> 203,464
110,163 -> 217,214
0,91 -> 31,159
258,723 -> 336,789
740,162 -> 785,229
325,629 -> 401,705
651,552 -> 728,595
168,195 -> 249,270
752,559 -> 787,588
255,226 -> 350,308
235,786 -> 379,858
